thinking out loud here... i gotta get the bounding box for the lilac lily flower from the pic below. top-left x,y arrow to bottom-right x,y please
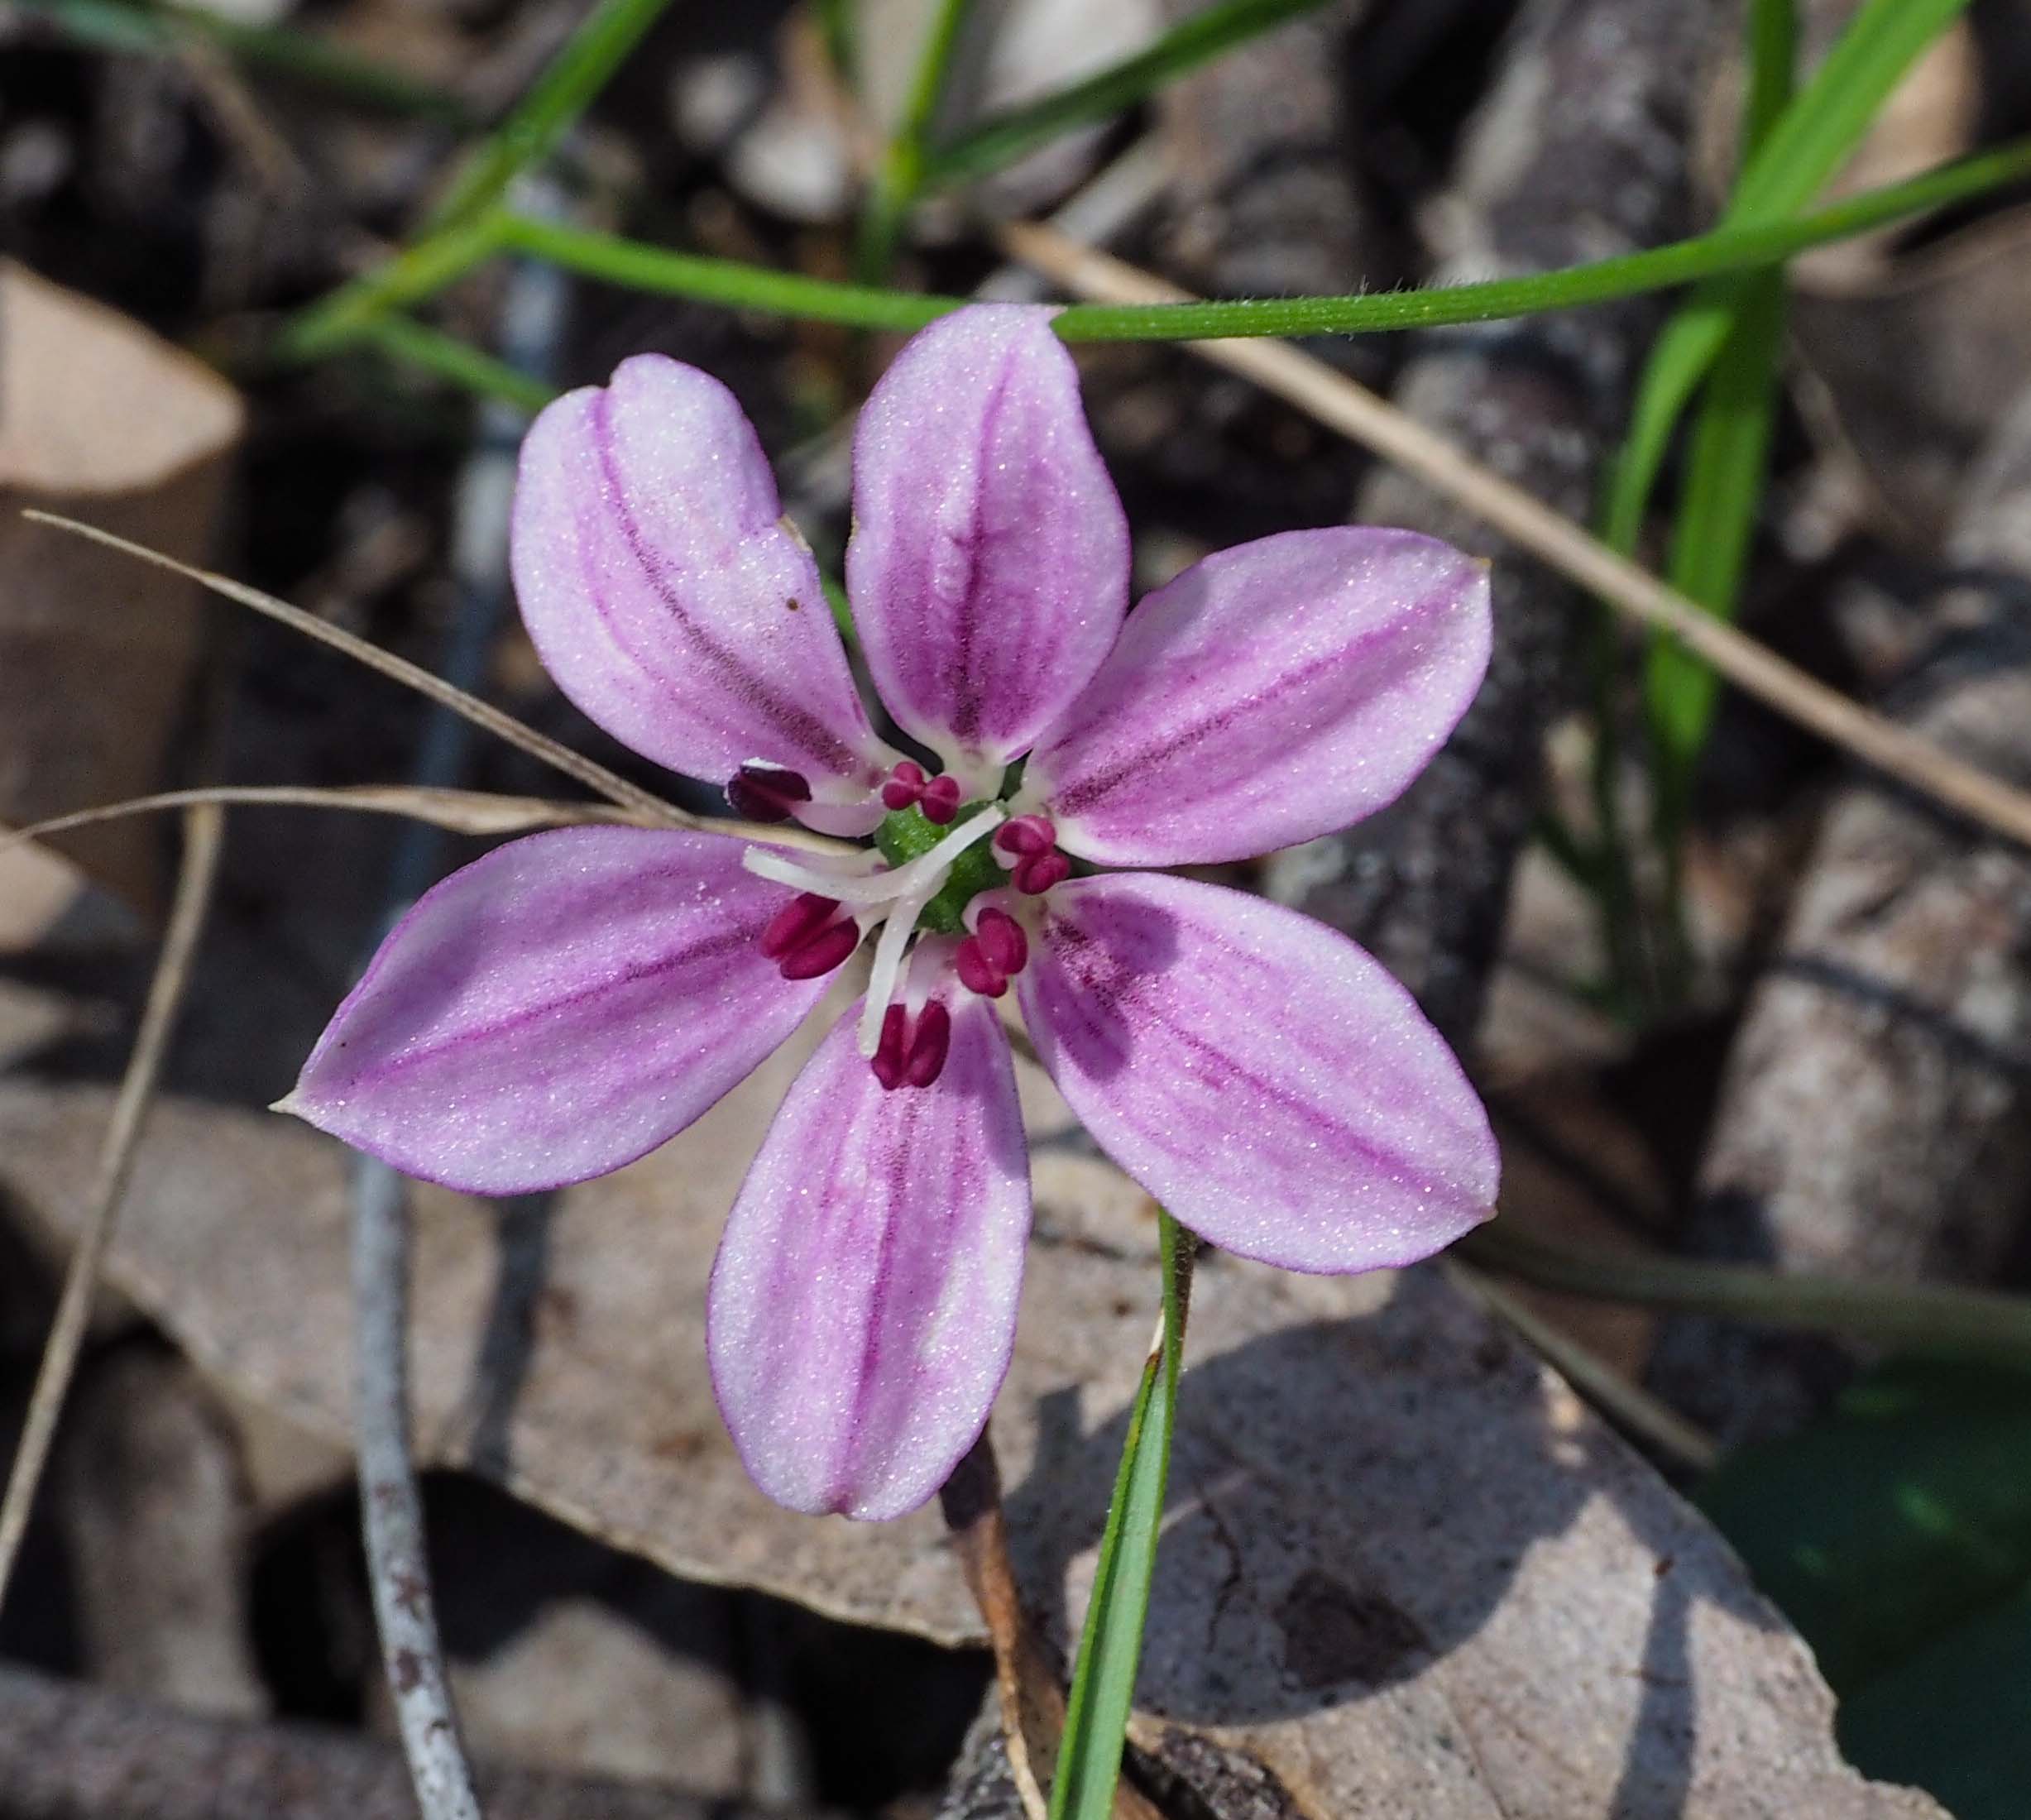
280,304 -> 1500,1522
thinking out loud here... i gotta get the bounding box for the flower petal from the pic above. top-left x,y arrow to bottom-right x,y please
1016,874 -> 1497,1272
512,355 -> 889,792
846,305 -> 1129,778
1025,527 -> 1491,865
708,987 -> 1031,1520
282,826 -> 829,1194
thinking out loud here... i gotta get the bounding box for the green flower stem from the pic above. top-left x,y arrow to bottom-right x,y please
855,0 -> 977,282
1457,1225 -> 2031,1369
921,0 -> 1332,193
497,211 -> 958,331
1049,1213 -> 1195,1820
425,0 -> 680,232
473,137 -> 2031,345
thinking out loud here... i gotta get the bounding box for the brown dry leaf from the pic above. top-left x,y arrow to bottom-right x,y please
0,1030 -> 1937,1817
0,261 -> 242,916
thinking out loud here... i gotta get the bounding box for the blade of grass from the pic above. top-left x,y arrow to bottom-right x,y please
355,314 -> 561,414
854,0 -> 977,281
1622,0 -> 1798,993
17,0 -> 472,121
1048,1214 -> 1194,1820
280,212 -> 508,362
1601,0 -> 1973,561
425,0 -> 680,232
1646,273 -> 1786,836
922,0 -> 1329,193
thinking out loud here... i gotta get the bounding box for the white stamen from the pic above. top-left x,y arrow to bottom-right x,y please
851,809 -> 1008,1052
743,849 -> 907,904
741,804 -> 1005,906
859,893 -> 927,1056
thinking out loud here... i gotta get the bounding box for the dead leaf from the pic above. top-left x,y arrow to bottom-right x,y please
0,262 -> 241,917
0,1037 -> 1939,1815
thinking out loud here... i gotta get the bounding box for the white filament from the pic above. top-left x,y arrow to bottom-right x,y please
741,804 -> 1004,908
859,889 -> 928,1056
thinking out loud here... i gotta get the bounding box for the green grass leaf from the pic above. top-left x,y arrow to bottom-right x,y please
1641,0 -> 1796,847
18,0 -> 470,119
1602,0 -> 1973,563
1047,1213 -> 1192,1820
426,0 -> 680,232
922,0 -> 1331,192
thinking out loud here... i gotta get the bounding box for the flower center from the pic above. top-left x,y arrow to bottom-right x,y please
739,797 -> 1072,1092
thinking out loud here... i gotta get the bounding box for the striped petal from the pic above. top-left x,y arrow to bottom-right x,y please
1024,527 -> 1490,865
708,984 -> 1031,1520
846,305 -> 1129,784
512,355 -> 892,799
1016,873 -> 1497,1273
281,827 -> 828,1193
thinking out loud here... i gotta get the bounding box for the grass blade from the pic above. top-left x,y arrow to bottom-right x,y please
426,0 -> 679,232
854,0 -> 977,281
1602,0 -> 1972,559
924,0 -> 1329,191
355,313 -> 561,414
1048,1213 -> 1193,1820
1641,0 -> 1797,881
1645,273 -> 1786,828
17,0 -> 471,120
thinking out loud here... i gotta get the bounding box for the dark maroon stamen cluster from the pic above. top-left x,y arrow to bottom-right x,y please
994,815 -> 1071,894
871,1001 -> 951,1090
880,760 -> 960,824
759,892 -> 858,980
955,908 -> 1028,998
727,761 -> 812,823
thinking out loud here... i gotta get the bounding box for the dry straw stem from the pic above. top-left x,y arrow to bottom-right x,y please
1449,1264 -> 1719,1473
18,512 -> 856,859
0,802 -> 225,1602
2,783 -> 659,851
1001,223 -> 2031,852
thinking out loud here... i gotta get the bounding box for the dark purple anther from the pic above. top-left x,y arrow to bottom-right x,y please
728,761 -> 814,822
994,814 -> 1056,858
903,1001 -> 951,1086
870,1001 -> 952,1090
881,760 -> 928,812
1013,850 -> 1071,895
882,761 -> 964,824
776,917 -> 860,981
759,892 -> 841,960
956,908 -> 1028,999
975,908 -> 1027,975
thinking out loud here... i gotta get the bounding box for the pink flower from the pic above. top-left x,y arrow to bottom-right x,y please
280,305 -> 1499,1521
